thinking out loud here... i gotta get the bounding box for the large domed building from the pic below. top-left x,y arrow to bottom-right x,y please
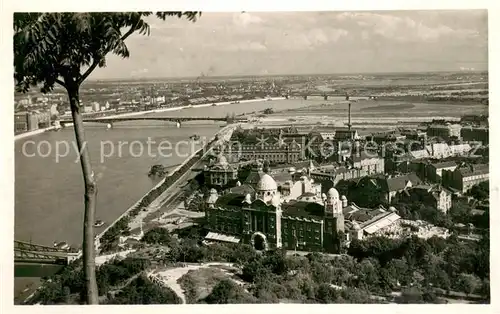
205,165 -> 346,253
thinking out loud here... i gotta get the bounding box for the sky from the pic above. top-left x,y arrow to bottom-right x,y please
89,10 -> 488,80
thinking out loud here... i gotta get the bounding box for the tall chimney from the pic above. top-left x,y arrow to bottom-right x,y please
348,102 -> 352,132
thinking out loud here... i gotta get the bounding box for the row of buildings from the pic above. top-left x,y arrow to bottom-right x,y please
425,123 -> 488,144
204,160 -> 401,253
14,111 -> 51,134
203,152 -> 487,253
201,119 -> 488,252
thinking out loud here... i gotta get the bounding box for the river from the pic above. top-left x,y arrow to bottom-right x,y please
16,96 -> 481,247
14,98 -> 318,300
14,96 -> 481,300
14,98 -> 314,247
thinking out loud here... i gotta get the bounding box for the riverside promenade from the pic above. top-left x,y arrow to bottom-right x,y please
95,123 -> 237,251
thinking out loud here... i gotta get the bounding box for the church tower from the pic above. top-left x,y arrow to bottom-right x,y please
323,187 -> 345,253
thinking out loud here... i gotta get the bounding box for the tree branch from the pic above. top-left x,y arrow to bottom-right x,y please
55,78 -> 66,88
78,18 -> 142,84
79,59 -> 100,85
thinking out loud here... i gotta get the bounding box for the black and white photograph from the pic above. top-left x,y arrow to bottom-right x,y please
6,5 -> 492,307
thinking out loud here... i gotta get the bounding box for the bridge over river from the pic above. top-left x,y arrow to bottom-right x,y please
14,240 -> 81,264
59,116 -> 247,128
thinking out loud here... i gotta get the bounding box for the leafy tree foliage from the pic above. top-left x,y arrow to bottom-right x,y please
141,227 -> 176,246
107,275 -> 181,304
204,279 -> 256,304
34,225 -> 490,304
469,181 -> 489,201
14,12 -> 200,304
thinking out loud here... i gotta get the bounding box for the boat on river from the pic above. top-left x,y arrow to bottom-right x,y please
94,220 -> 105,227
53,241 -> 70,250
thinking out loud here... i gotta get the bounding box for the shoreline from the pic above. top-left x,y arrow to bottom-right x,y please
14,126 -> 57,141
95,123 -> 236,250
126,124 -> 237,232
14,97 -> 285,141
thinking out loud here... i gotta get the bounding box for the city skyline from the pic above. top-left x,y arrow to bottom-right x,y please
88,10 -> 488,80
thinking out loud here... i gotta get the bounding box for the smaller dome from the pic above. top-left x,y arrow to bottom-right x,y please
216,154 -> 228,166
352,221 -> 361,230
256,174 -> 278,191
327,187 -> 339,198
207,191 -> 218,204
270,194 -> 281,207
243,193 -> 252,204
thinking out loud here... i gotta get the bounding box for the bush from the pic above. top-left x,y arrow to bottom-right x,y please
96,257 -> 151,295
107,275 -> 182,304
204,279 -> 256,304
141,227 -> 175,246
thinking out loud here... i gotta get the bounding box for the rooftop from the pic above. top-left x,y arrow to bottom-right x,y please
227,184 -> 255,195
430,160 -> 457,169
382,173 -> 422,192
457,163 -> 489,177
215,193 -> 247,208
281,200 -> 325,219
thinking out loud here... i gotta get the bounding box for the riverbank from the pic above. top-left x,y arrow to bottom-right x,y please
66,97 -> 286,120
16,97 -> 285,141
96,123 -> 236,252
14,126 -> 57,141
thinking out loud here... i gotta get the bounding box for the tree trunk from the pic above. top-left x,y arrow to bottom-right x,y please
67,85 -> 99,304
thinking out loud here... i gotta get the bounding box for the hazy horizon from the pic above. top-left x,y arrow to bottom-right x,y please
87,10 -> 488,80
86,69 -> 488,82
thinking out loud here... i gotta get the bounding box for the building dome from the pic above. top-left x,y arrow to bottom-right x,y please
207,189 -> 219,204
216,154 -> 228,166
352,221 -> 361,230
243,193 -> 252,204
271,194 -> 281,207
256,173 -> 278,191
327,187 -> 339,198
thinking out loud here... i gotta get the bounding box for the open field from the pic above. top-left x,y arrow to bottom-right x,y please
148,262 -> 238,304
281,99 -> 487,117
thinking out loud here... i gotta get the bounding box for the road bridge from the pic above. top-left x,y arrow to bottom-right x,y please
287,92 -> 373,100
59,116 -> 247,128
14,240 -> 81,265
